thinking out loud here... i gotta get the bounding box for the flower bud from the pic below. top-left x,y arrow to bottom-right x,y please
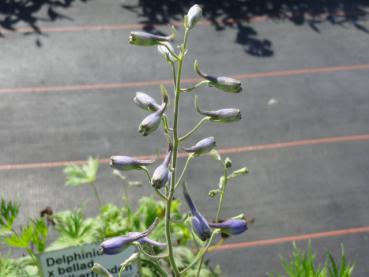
183,183 -> 211,241
229,167 -> 249,178
100,218 -> 158,255
138,87 -> 169,136
129,30 -> 174,46
157,42 -> 177,63
151,150 -> 171,189
208,189 -> 219,198
195,96 -> 241,123
91,263 -> 112,277
194,60 -> 242,93
133,92 -> 160,112
110,156 -> 154,171
209,219 -> 248,235
224,157 -> 232,168
138,104 -> 165,136
183,137 -> 216,156
186,4 -> 202,29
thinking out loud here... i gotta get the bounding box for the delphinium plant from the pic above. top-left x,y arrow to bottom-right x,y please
94,4 -> 250,277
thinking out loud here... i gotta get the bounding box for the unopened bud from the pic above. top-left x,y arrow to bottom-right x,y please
208,189 -> 219,198
183,137 -> 216,156
230,167 -> 249,177
151,151 -> 171,189
183,183 -> 212,241
157,42 -> 177,63
110,156 -> 154,171
186,4 -> 202,29
209,219 -> 248,235
133,92 -> 160,112
129,31 -> 173,46
138,89 -> 168,136
194,60 -> 242,93
224,157 -> 232,168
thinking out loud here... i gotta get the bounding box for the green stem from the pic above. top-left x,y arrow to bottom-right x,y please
179,117 -> 210,141
135,243 -> 169,259
140,257 -> 168,277
180,230 -> 219,275
196,255 -> 205,277
90,182 -> 102,208
215,165 -> 228,222
165,27 -> 190,277
180,80 -> 209,92
174,154 -> 194,190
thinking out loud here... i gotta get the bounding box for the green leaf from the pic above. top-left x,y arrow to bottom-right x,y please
47,209 -> 99,250
3,218 -> 48,253
64,157 -> 99,186
0,256 -> 33,277
0,198 -> 19,232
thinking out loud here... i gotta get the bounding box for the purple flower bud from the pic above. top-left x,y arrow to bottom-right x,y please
110,156 -> 154,171
195,96 -> 241,123
183,137 -> 216,156
100,219 -> 159,255
186,4 -> 202,29
183,183 -> 211,241
151,151 -> 171,189
128,232 -> 167,249
129,31 -> 173,46
209,219 -> 248,235
194,60 -> 242,93
133,92 -> 160,112
138,89 -> 168,136
138,103 -> 166,136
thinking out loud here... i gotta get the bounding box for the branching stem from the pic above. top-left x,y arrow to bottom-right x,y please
165,27 -> 190,277
179,117 -> 210,142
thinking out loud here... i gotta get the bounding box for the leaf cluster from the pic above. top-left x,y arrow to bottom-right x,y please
64,157 -> 99,186
269,243 -> 354,277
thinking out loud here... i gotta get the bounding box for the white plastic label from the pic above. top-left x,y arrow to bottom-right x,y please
39,244 -> 139,277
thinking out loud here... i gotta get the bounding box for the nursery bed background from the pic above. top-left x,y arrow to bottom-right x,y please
1,0 -> 369,276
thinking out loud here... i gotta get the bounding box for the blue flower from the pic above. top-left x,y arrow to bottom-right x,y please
183,183 -> 211,241
110,156 -> 154,171
209,219 -> 248,235
100,219 -> 159,255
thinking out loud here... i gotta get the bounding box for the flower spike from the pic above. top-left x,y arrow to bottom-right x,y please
194,60 -> 242,93
183,183 -> 212,241
100,218 -> 159,255
195,95 -> 241,123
